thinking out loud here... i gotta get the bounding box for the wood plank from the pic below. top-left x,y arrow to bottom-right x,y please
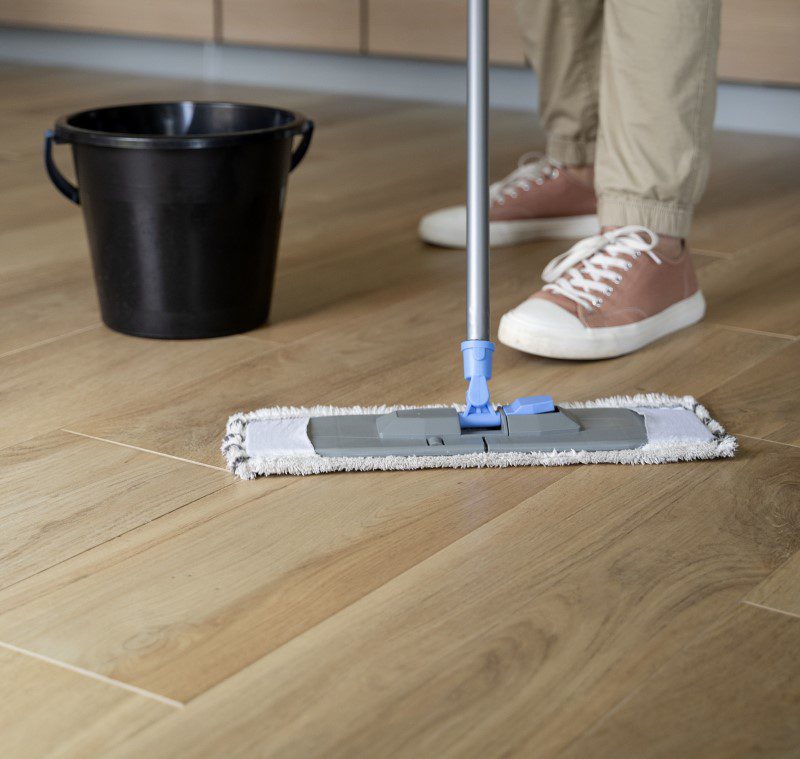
222,0 -> 361,53
0,326 -> 277,452
563,605 -> 800,757
0,430 -> 230,590
68,272 -> 787,466
704,340 -> 800,446
0,66 -> 177,115
105,437 -> 799,757
0,220 -> 99,356
0,172 -> 79,236
747,550 -> 800,618
699,223 -> 800,336
2,64 -> 800,754
0,0 -> 215,42
718,0 -> 800,86
368,0 -> 525,65
0,646 -> 172,758
0,465 -> 571,702
692,131 -> 800,253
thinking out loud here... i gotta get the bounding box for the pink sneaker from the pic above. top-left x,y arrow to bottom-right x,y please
419,153 -> 598,248
498,226 -> 705,359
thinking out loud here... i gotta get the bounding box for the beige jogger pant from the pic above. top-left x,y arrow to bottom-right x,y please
514,0 -> 721,237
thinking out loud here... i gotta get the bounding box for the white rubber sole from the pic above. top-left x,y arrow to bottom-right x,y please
419,212 -> 599,248
498,291 -> 707,360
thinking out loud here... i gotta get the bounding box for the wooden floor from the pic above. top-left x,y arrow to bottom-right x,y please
1,63 -> 799,758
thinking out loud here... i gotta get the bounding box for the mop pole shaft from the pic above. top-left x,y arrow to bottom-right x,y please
466,0 -> 490,341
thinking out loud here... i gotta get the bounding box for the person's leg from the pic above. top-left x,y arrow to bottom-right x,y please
514,0 -> 603,168
418,0 -> 604,249
596,0 -> 721,238
498,1 -> 722,360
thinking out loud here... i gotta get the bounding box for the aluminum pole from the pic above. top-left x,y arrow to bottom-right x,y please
466,0 -> 490,341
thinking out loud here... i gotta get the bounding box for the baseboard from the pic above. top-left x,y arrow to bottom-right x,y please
1,26 -> 798,137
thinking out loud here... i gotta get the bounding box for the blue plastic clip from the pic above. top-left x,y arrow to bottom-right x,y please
504,395 -> 555,415
459,340 -> 502,429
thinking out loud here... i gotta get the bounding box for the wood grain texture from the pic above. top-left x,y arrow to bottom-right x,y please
747,550 -> 800,618
0,431 -> 230,591
69,305 -> 787,467
692,130 -> 800,254
704,340 -> 800,446
2,64 -> 800,755
0,465 -> 570,702
0,326 -> 275,452
105,438 -> 799,757
718,0 -> 800,86
0,0 -> 215,41
0,646 -> 172,758
563,604 -> 800,757
368,0 -> 525,65
700,223 -> 800,336
222,0 -> 361,52
0,221 -> 99,356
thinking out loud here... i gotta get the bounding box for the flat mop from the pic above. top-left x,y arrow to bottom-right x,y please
222,0 -> 735,479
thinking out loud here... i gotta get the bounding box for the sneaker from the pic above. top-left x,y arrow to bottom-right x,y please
498,226 -> 706,360
419,152 -> 598,248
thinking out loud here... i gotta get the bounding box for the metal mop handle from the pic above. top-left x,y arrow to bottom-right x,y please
466,0 -> 490,342
459,0 -> 499,429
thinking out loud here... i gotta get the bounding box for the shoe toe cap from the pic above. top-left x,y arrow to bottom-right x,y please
502,297 -> 583,331
418,206 -> 467,246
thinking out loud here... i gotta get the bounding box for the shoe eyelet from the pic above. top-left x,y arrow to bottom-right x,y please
535,178 -> 544,185
625,262 -> 633,270
605,287 -> 613,296
550,168 -> 560,179
614,275 -> 623,284
593,298 -> 603,307
508,190 -> 518,198
521,182 -> 531,191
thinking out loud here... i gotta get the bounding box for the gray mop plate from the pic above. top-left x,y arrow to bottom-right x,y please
223,394 -> 737,479
308,406 -> 646,457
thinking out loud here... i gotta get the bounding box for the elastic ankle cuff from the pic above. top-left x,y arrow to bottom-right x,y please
546,135 -> 596,166
598,194 -> 693,238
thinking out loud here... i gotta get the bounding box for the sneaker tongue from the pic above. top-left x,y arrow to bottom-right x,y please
534,288 -> 581,316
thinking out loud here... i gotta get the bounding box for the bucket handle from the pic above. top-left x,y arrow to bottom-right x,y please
290,119 -> 314,172
44,129 -> 80,204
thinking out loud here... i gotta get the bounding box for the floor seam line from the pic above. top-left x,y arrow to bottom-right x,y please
558,602 -> 745,753
0,323 -> 100,360
741,599 -> 800,621
713,324 -> 798,341
0,482 -> 235,596
176,469 -> 587,705
699,336 -> 796,399
61,429 -> 229,472
0,640 -> 184,709
736,434 -> 799,450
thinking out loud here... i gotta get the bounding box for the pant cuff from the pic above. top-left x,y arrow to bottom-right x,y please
546,135 -> 596,166
598,193 -> 693,238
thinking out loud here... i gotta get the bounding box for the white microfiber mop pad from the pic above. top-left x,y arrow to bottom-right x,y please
222,393 -> 736,479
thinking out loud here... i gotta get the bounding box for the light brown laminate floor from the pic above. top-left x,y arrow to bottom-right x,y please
1,63 -> 799,758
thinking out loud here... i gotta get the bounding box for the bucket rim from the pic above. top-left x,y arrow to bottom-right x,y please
54,100 -> 309,149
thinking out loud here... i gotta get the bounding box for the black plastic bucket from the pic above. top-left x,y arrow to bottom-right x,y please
45,102 -> 313,338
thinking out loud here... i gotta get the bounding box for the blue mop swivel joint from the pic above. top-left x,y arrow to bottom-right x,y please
460,340 -> 502,429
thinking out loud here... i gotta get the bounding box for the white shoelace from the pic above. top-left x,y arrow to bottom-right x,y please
490,152 -> 561,205
542,225 -> 662,311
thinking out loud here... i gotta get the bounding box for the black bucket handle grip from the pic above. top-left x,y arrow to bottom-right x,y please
290,119 -> 314,172
44,129 -> 80,204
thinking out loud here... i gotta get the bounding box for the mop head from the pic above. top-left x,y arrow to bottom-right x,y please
222,393 -> 736,479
